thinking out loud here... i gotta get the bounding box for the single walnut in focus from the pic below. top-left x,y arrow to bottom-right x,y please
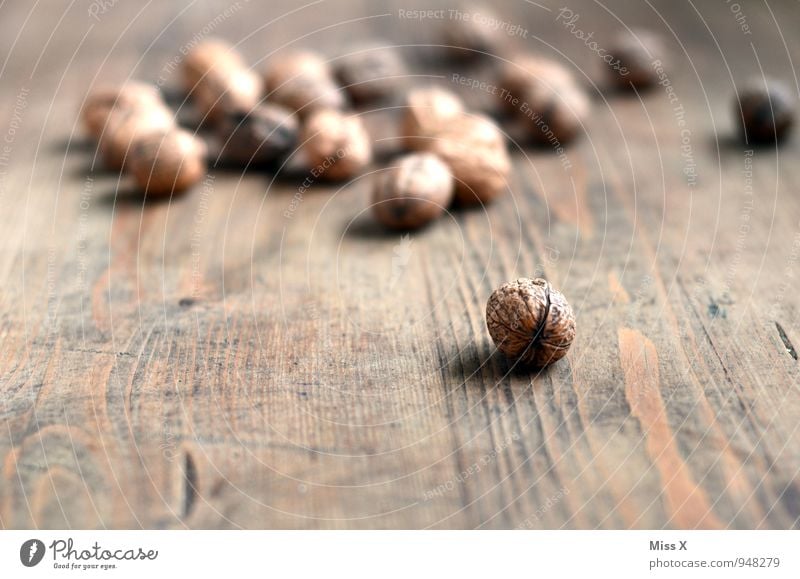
182,39 -> 246,93
401,87 -> 465,150
486,278 -> 576,368
301,109 -> 372,180
99,105 -> 176,170
265,51 -> 345,115
425,114 -> 510,205
128,128 -> 207,196
498,55 -> 589,144
441,3 -> 505,61
372,153 -> 454,230
735,80 -> 795,144
216,103 -> 299,166
608,30 -> 664,90
335,43 -> 407,103
81,82 -> 164,140
193,67 -> 263,124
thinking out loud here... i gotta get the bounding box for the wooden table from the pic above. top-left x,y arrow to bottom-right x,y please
1,0 -> 798,529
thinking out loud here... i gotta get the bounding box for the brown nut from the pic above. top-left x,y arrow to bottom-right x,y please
99,105 -> 176,170
425,114 -> 510,205
401,87 -> 465,151
486,277 -> 576,368
516,82 -> 590,145
129,128 -> 207,196
81,82 -> 164,140
301,109 -> 372,181
335,43 -> 407,103
265,50 -> 345,115
442,3 -> 505,61
182,39 -> 246,93
608,30 -> 664,90
735,80 -> 795,144
193,67 -> 263,124
372,153 -> 454,230
216,103 -> 299,166
497,54 -> 576,112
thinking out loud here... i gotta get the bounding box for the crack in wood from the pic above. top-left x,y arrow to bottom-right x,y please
774,322 -> 798,360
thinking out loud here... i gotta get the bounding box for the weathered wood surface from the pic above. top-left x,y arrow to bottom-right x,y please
1,0 -> 799,529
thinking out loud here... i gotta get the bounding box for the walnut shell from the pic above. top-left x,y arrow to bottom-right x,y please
735,80 -> 795,144
372,153 -> 454,230
608,30 -> 664,90
193,67 -> 263,124
335,43 -> 407,103
265,50 -> 345,115
486,278 -> 576,368
81,82 -> 164,140
401,87 -> 465,150
128,128 -> 207,196
516,81 -> 589,144
498,54 -> 576,112
425,114 -> 510,205
182,39 -> 246,94
99,105 -> 176,170
441,3 -> 505,60
301,109 -> 372,181
216,103 -> 299,166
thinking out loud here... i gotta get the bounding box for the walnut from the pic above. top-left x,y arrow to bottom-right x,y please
441,3 -> 505,61
335,43 -> 407,103
182,39 -> 246,94
401,87 -> 465,151
128,128 -> 207,196
216,103 -> 299,166
300,109 -> 372,180
425,113 -> 510,205
498,55 -> 588,144
372,153 -> 454,230
99,105 -> 176,170
735,80 -> 795,144
81,82 -> 164,140
486,278 -> 576,368
265,50 -> 345,115
607,30 -> 664,90
192,67 -> 263,124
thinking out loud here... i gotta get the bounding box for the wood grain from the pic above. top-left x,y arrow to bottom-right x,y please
0,0 -> 799,529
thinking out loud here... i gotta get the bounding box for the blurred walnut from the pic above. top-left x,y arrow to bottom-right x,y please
372,153 -> 454,230
608,30 -> 664,90
486,278 -> 575,368
335,43 -> 407,103
300,109 -> 372,180
425,113 -> 510,205
265,50 -> 345,115
81,82 -> 164,140
182,39 -> 246,94
99,105 -> 175,170
401,87 -> 465,151
735,80 -> 795,144
128,128 -> 207,196
193,67 -> 263,124
441,3 -> 506,60
216,103 -> 299,166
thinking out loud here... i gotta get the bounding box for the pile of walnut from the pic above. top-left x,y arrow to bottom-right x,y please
77,13 -> 797,370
